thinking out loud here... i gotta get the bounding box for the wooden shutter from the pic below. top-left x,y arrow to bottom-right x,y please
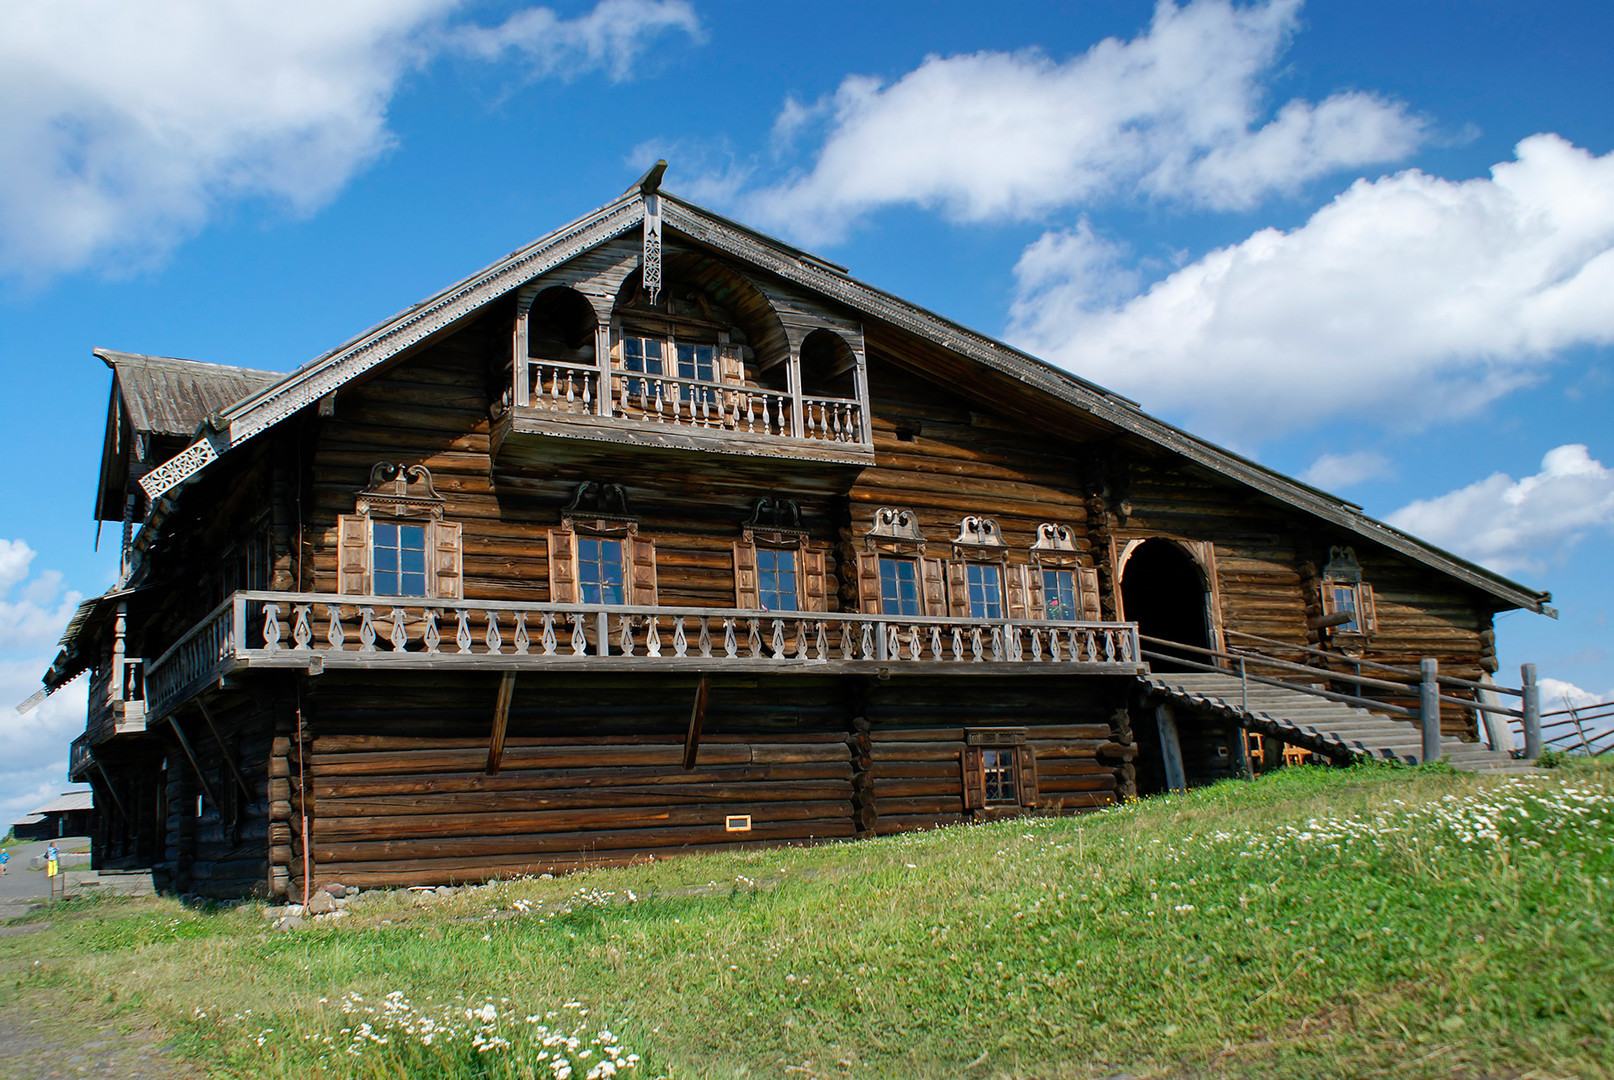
548,529 -> 577,604
719,344 -> 745,385
1319,581 -> 1337,617
337,515 -> 369,596
855,550 -> 882,614
733,540 -> 760,610
800,547 -> 829,612
1006,564 -> 1031,620
922,558 -> 949,617
1077,566 -> 1103,622
628,535 -> 658,606
1359,583 -> 1378,633
961,746 -> 984,810
946,560 -> 969,617
1026,565 -> 1047,620
1016,745 -> 1039,807
432,521 -> 463,600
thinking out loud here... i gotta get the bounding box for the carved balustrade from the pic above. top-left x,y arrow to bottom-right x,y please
517,356 -> 867,445
141,591 -> 1141,720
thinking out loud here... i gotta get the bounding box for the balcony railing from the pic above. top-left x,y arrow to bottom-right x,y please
145,590 -> 1143,721
85,656 -> 146,745
69,733 -> 91,782
518,357 -> 868,446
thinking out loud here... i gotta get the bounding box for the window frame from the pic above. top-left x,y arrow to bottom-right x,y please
878,555 -> 923,617
574,534 -> 629,606
754,545 -> 800,613
370,519 -> 431,598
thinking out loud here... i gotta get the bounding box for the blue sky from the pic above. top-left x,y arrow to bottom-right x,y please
3,0 -> 1613,821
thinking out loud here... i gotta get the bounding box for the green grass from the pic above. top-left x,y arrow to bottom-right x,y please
3,761 -> 1612,1079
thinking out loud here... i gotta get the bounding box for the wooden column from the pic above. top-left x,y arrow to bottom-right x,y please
1419,658 -> 1442,764
1521,663 -> 1542,760
787,344 -> 805,439
486,672 -> 518,775
1154,704 -> 1186,793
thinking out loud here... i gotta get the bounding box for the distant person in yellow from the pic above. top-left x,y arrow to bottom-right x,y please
45,842 -> 59,879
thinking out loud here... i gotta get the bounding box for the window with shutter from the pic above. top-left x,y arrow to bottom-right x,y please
628,535 -> 658,606
548,529 -> 578,604
1077,567 -> 1103,622
733,540 -> 760,609
945,559 -> 969,617
433,521 -> 463,600
799,548 -> 829,612
1016,745 -> 1039,807
920,558 -> 948,617
877,556 -> 922,616
1005,564 -> 1034,620
756,547 -> 798,612
337,514 -> 369,596
855,551 -> 883,614
960,747 -> 985,810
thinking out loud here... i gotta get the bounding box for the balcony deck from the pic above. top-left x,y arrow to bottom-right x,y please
144,590 -> 1144,722
498,360 -> 875,467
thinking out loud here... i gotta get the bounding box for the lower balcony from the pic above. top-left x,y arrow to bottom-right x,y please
145,591 -> 1143,721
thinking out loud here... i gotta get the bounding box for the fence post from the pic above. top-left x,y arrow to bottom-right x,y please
1521,663 -> 1541,760
1420,658 -> 1442,764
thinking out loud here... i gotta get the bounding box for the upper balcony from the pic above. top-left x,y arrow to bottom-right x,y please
85,655 -> 146,745
493,280 -> 876,473
144,590 -> 1144,722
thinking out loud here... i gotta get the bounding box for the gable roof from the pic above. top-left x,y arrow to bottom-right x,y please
122,176 -> 1553,615
95,350 -> 280,521
101,350 -> 281,437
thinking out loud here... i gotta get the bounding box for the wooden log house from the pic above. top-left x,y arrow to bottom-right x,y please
33,165 -> 1552,899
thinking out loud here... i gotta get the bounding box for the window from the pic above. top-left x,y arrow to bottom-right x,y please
373,522 -> 428,596
1319,546 -> 1377,636
1041,568 -> 1077,620
1329,583 -> 1360,632
577,536 -> 626,605
622,336 -> 664,396
965,563 -> 1003,619
962,730 -> 1037,813
675,343 -> 718,403
879,557 -> 922,616
981,749 -> 1018,804
757,548 -> 799,612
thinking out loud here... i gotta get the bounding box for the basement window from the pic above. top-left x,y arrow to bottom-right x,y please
981,749 -> 1018,805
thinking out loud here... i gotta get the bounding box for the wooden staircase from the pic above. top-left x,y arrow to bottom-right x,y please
1144,670 -> 1527,772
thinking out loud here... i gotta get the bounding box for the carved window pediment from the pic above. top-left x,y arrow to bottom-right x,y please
864,507 -> 925,554
355,463 -> 445,521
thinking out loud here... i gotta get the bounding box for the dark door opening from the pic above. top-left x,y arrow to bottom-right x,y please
1121,540 -> 1210,672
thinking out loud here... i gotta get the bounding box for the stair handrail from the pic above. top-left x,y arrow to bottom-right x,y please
1139,642 -> 1418,718
1139,633 -> 1525,719
1221,628 -> 1524,698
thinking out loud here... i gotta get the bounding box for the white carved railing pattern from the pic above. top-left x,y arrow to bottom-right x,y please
519,354 -> 867,445
143,592 -> 1140,717
527,359 -> 598,414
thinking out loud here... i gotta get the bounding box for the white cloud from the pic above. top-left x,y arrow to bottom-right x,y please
1385,445 -> 1614,576
739,0 -> 1422,241
1011,135 -> 1614,442
0,0 -> 701,281
0,542 -> 87,829
1539,677 -> 1614,713
1300,451 -> 1393,491
451,0 -> 699,81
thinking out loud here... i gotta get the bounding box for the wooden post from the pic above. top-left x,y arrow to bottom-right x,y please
512,301 -> 530,408
595,320 -> 612,417
683,677 -> 710,770
1521,663 -> 1542,760
1232,723 -> 1254,781
196,699 -> 252,799
486,672 -> 517,775
787,344 -> 805,439
1154,704 -> 1186,793
169,715 -> 221,815
1419,658 -> 1441,764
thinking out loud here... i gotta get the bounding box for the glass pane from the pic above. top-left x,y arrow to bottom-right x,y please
1043,569 -> 1076,620
401,546 -> 426,575
374,522 -> 397,547
401,572 -> 427,595
373,546 -> 398,574
967,564 -> 1002,619
643,339 -> 663,374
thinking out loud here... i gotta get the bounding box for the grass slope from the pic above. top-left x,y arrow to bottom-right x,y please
2,761 -> 1611,1079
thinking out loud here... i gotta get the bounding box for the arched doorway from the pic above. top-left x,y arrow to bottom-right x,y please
1120,539 -> 1210,671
